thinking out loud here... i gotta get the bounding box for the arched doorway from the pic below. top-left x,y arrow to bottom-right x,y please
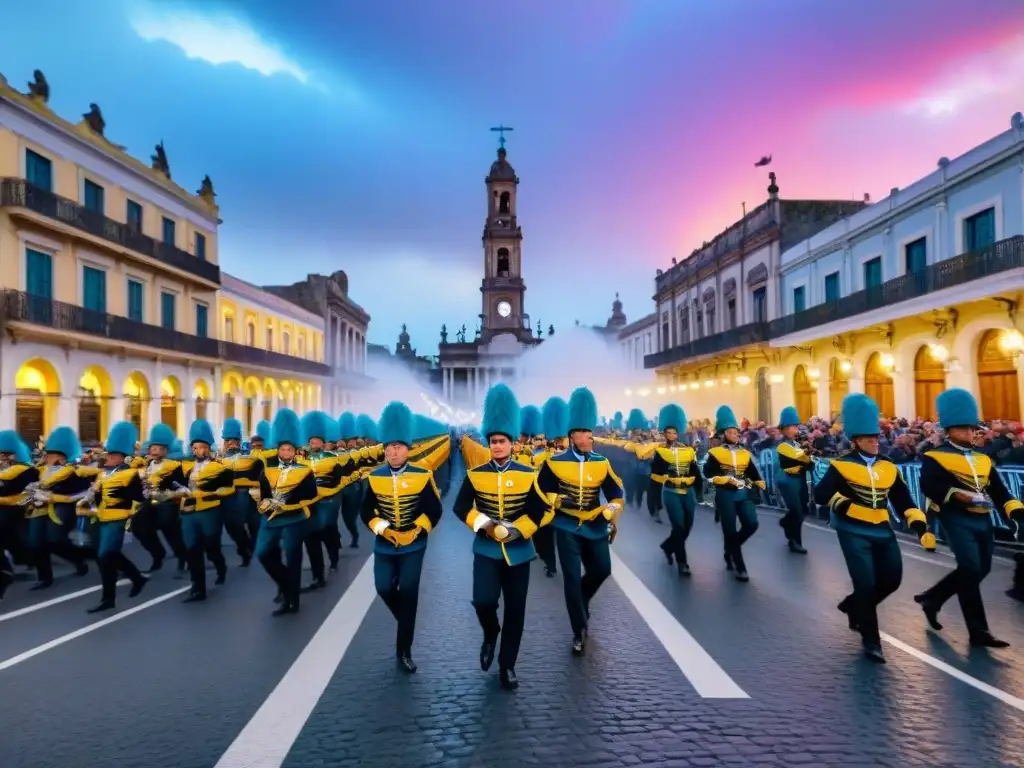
262,380 -> 276,422
793,364 -> 816,421
14,358 -> 60,448
79,366 -> 114,444
123,371 -> 150,435
755,367 -> 771,424
977,329 -> 1022,421
160,376 -> 181,432
864,352 -> 895,418
222,372 -> 243,421
193,380 -> 210,421
243,377 -> 261,436
914,345 -> 946,422
828,358 -> 850,420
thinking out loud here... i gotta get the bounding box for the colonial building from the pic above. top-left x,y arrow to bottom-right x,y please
642,112 -> 1024,426
437,141 -> 544,405
618,311 -> 658,372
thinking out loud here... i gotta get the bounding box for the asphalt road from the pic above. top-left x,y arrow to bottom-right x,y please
1,497 -> 1022,768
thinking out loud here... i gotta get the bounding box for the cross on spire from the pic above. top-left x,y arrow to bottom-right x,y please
490,125 -> 514,149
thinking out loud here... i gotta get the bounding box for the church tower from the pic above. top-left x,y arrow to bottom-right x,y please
480,140 -> 530,343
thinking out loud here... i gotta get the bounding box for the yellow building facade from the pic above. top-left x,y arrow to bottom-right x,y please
636,114 -> 1024,426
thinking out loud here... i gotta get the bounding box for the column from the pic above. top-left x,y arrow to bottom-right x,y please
210,366 -> 222,428
57,395 -> 76,429
815,378 -> 830,420
183,367 -> 196,434
148,360 -> 164,434
0,393 -> 15,430
361,333 -> 367,373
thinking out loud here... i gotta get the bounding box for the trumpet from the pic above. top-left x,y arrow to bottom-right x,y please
24,481 -> 48,508
731,476 -> 748,490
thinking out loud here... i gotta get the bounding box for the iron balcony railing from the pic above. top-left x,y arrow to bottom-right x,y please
0,178 -> 221,285
645,234 -> 1024,369
1,290 -> 332,376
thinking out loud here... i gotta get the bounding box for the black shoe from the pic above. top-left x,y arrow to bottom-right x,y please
129,577 -> 147,598
176,559 -> 187,572
145,558 -> 163,574
214,570 -> 227,586
329,562 -> 338,572
677,562 -> 691,577
240,555 -> 251,568
0,570 -> 13,600
499,668 -> 519,690
87,600 -> 115,614
969,632 -> 1010,649
29,579 -> 54,591
183,591 -> 207,603
480,640 -> 496,671
1007,588 -> 1024,604
544,567 -> 556,578
653,515 -> 663,524
584,600 -> 591,620
301,578 -> 327,593
74,561 -> 89,576
788,540 -> 807,554
724,553 -> 734,572
350,539 -> 359,548
863,645 -> 886,663
273,590 -> 284,604
571,634 -> 585,656
397,652 -> 418,673
272,601 -> 299,617
913,594 -> 943,631
662,548 -> 674,567
734,569 -> 749,582
837,601 -> 859,631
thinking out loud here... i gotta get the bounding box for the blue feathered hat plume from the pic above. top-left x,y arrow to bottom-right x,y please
520,405 -> 543,437
105,421 -> 138,456
937,388 -> 981,430
778,406 -> 801,428
338,412 -> 357,441
148,423 -> 176,447
44,426 -> 82,462
542,396 -> 569,438
356,414 -> 377,442
325,415 -> 341,444
413,416 -> 447,442
188,419 -> 216,446
714,405 -> 738,434
378,401 -> 415,446
0,432 -> 31,464
841,393 -> 880,437
271,408 -> 302,447
610,410 -> 623,431
221,417 -> 243,441
482,383 -> 521,439
658,404 -> 686,433
301,410 -> 331,443
567,387 -> 598,433
626,408 -> 647,432
167,439 -> 185,461
255,420 -> 271,443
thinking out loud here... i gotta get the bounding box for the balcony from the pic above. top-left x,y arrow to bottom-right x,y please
220,340 -> 330,376
645,235 -> 1024,369
0,178 -> 221,285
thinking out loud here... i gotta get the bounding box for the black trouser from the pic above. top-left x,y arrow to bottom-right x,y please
646,479 -> 664,518
836,528 -> 902,647
778,476 -> 808,546
918,510 -> 994,635
555,529 -> 611,637
256,520 -> 305,607
27,506 -> 87,582
473,554 -> 530,671
133,502 -> 186,565
374,548 -> 426,654
180,510 -> 226,596
533,526 -> 557,573
715,490 -> 759,570
340,484 -> 361,546
661,489 -> 695,565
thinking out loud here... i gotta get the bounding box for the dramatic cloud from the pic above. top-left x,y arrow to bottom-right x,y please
128,3 -> 311,85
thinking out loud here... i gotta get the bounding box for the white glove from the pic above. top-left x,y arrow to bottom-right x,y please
472,515 -> 491,533
372,519 -> 390,535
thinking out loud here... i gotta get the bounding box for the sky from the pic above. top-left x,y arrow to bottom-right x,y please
3,0 -> 1024,354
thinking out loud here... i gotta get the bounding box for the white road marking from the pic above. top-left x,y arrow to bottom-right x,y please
610,551 -> 748,699
881,632 -> 1024,713
0,586 -> 191,672
214,557 -> 377,768
0,580 -> 130,622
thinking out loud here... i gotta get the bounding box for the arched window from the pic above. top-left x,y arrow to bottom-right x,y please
298,336 -> 305,358
224,316 -> 234,342
283,331 -> 291,355
499,191 -> 510,214
246,322 -> 255,346
497,248 -> 510,276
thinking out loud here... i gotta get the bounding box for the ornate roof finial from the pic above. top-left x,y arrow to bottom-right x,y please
767,171 -> 779,199
82,103 -> 105,136
151,140 -> 171,178
197,175 -> 216,206
27,70 -> 49,103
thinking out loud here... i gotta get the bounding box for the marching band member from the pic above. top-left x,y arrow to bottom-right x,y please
135,423 -> 188,574
299,410 -> 345,587
361,401 -> 443,673
26,426 -> 91,588
251,420 -> 274,460
623,409 -> 649,511
453,384 -> 548,690
536,387 -> 624,656
702,405 -> 765,582
813,394 -> 928,663
0,430 -> 38,599
356,414 -> 381,501
253,409 -> 319,615
775,406 -> 811,554
913,388 -> 1022,648
515,406 -> 541,465
652,404 -> 698,576
533,396 -> 569,578
220,418 -> 266,556
77,421 -> 148,613
338,412 -> 363,548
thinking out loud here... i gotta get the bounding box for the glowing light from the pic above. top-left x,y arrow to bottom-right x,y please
807,367 -> 820,379
735,375 -> 751,386
769,373 -> 784,384
669,385 -> 677,392
656,387 -> 666,394
879,353 -> 895,371
638,388 -> 650,397
927,343 -> 949,362
703,380 -> 715,388
624,388 -> 633,396
999,330 -> 1024,355
720,377 -> 730,385
839,360 -> 853,373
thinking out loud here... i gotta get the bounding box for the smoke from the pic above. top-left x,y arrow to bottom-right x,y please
357,356 -> 480,425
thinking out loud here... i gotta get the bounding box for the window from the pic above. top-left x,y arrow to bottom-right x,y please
195,232 -> 207,261
26,248 -> 53,299
905,237 -> 927,274
964,207 -> 995,252
283,331 -> 291,355
824,272 -> 840,303
726,299 -> 736,330
82,266 -> 106,312
752,287 -> 767,323
195,303 -> 208,338
25,149 -> 52,192
247,322 -> 256,346
863,257 -> 882,290
224,316 -> 234,342
793,285 -> 806,313
298,336 -> 305,357
160,291 -> 176,330
162,217 -> 176,246
127,279 -> 144,322
84,179 -> 105,214
266,327 -> 273,349
127,200 -> 143,232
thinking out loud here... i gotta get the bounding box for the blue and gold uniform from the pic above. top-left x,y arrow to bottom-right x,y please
775,406 -> 812,554
533,396 -> 569,577
623,409 -> 649,509
134,423 -> 188,573
813,393 -> 927,663
914,388 -> 1022,647
77,421 -> 148,613
254,408 -> 320,615
703,406 -> 766,581
536,387 -> 624,654
220,418 -> 266,555
452,384 -> 548,689
26,427 -> 91,588
337,412 -> 363,548
0,430 -> 39,598
652,404 -> 698,575
180,419 -> 234,601
300,410 -> 345,586
361,401 -> 443,672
